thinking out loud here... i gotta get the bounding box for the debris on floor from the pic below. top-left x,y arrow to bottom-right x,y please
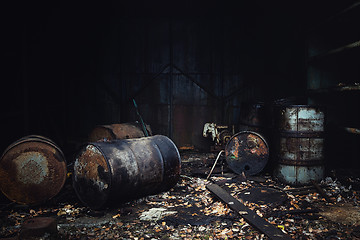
0,151 -> 360,239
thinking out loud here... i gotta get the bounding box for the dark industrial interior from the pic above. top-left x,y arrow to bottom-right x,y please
1,0 -> 359,239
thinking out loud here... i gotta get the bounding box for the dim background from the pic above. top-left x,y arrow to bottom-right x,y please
1,0 -> 359,169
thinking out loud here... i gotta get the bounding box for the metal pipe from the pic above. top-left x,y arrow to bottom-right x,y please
206,150 -> 224,180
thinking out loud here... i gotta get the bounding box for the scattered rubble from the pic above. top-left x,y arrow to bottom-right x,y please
0,151 -> 359,239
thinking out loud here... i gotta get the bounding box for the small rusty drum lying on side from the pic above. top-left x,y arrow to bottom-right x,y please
88,122 -> 152,142
0,135 -> 67,205
225,131 -> 269,176
73,135 -> 181,209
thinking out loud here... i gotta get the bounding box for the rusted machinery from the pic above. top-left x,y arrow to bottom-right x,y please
203,123 -> 233,150
204,122 -> 269,176
0,135 -> 67,205
88,122 -> 152,142
225,131 -> 269,176
274,105 -> 325,185
73,135 -> 181,209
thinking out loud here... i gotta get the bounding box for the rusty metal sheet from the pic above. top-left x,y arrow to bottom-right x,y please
225,131 -> 269,176
0,135 -> 67,205
173,104 -> 221,151
88,122 -> 152,142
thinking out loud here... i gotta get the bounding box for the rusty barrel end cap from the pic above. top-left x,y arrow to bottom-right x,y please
73,143 -> 111,209
0,136 -> 67,205
225,131 -> 269,176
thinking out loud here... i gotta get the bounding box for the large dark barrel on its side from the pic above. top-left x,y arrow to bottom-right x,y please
274,105 -> 325,186
0,135 -> 67,205
73,135 -> 181,209
225,131 -> 269,176
88,122 -> 152,142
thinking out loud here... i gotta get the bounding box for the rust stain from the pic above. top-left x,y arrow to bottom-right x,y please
89,123 -> 152,142
73,135 -> 180,209
232,138 -> 240,159
179,145 -> 195,150
14,151 -> 48,185
246,134 -> 268,157
225,131 -> 269,176
345,127 -> 360,135
0,136 -> 66,205
74,145 -> 110,191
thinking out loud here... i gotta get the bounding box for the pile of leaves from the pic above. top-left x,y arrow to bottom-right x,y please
0,151 -> 360,239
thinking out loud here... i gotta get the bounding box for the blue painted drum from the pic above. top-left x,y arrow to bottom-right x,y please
274,105 -> 326,186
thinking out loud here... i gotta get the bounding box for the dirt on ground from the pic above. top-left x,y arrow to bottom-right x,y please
1,151 -> 360,239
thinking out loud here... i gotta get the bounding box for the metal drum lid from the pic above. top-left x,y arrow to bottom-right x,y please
73,143 -> 112,210
0,135 -> 67,205
225,131 -> 269,176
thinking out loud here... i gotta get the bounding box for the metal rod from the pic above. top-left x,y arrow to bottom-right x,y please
206,150 -> 224,180
133,99 -> 149,137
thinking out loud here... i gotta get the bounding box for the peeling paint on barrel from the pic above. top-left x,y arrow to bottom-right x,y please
279,106 -> 325,133
73,145 -> 110,194
73,135 -> 181,209
0,135 -> 67,205
275,105 -> 325,186
279,137 -> 324,161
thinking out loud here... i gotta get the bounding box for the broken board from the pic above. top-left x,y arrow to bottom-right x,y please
206,183 -> 292,240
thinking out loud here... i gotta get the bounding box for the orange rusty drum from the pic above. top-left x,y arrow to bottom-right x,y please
88,122 -> 152,142
0,135 -> 67,205
225,131 -> 269,176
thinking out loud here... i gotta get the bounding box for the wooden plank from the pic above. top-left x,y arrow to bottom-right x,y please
206,183 -> 292,240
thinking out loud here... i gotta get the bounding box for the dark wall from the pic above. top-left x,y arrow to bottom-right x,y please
1,0 -> 332,155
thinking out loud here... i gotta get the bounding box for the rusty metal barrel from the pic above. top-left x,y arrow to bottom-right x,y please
73,135 -> 181,209
274,105 -> 325,186
0,135 -> 67,205
225,131 -> 269,176
88,122 -> 152,142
